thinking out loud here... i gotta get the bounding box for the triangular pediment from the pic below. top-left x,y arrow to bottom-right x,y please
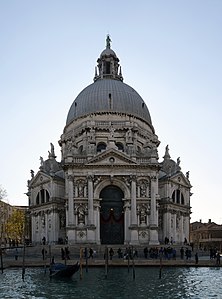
29,171 -> 51,187
170,172 -> 192,188
86,148 -> 138,166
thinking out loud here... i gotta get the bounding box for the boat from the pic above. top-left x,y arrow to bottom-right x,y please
49,262 -> 80,278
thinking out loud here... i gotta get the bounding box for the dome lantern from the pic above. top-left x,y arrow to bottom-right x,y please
94,35 -> 123,82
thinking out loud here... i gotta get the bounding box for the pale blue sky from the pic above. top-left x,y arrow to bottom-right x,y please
0,0 -> 221,224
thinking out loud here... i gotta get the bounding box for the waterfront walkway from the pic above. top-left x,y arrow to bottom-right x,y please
0,244 -> 221,269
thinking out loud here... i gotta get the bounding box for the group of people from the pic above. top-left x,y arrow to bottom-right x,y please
61,247 -> 70,260
116,247 -> 138,259
210,247 -> 221,265
144,246 -> 177,260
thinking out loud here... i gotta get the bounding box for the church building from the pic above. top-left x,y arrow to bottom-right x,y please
27,36 -> 192,245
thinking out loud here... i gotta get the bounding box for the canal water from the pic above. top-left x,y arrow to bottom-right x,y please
0,266 -> 221,299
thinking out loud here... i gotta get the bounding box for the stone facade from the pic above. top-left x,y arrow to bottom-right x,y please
27,37 -> 192,245
190,220 -> 222,251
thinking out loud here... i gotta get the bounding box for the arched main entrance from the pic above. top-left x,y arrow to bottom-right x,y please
100,185 -> 124,244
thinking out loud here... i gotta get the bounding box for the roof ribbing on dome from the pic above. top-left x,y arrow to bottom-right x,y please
66,37 -> 153,127
66,79 -> 152,126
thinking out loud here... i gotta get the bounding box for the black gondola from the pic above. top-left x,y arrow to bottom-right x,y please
50,262 -> 80,278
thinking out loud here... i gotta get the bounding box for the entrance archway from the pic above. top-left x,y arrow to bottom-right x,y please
100,185 -> 124,244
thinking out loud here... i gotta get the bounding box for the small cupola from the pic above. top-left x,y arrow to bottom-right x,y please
94,35 -> 123,82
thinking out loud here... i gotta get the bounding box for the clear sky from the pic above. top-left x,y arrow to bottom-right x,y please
0,0 -> 221,224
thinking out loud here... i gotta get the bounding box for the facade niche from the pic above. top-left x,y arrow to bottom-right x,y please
97,142 -> 107,152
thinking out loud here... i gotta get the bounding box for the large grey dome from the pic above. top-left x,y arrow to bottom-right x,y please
66,38 -> 152,127
66,79 -> 152,126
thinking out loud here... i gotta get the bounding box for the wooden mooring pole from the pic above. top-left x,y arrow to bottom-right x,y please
159,251 -> 163,279
22,240 -> 26,280
80,248 -> 83,280
0,248 -> 3,273
44,246 -> 47,275
127,247 -> 130,273
132,246 -> 135,280
105,246 -> 108,279
85,247 -> 88,273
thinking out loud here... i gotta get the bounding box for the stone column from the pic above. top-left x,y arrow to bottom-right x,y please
88,175 -> 94,225
32,214 -> 36,244
173,213 -> 177,242
124,200 -> 130,243
184,214 -> 189,242
181,215 -> 184,243
68,175 -> 74,225
130,176 -> 138,244
94,201 -> 100,244
131,176 -> 137,225
45,212 -> 48,243
149,176 -> 159,245
163,211 -> 169,241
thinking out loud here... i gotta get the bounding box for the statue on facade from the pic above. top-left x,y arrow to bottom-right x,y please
106,34 -> 111,49
177,157 -> 180,166
126,128 -> 133,143
66,139 -> 73,155
48,142 -> 55,158
77,205 -> 85,225
30,169 -> 34,178
139,181 -> 147,197
109,126 -> 115,138
89,127 -> 96,142
41,214 -> 45,228
186,171 -> 190,179
139,205 -> 147,225
40,156 -> 44,167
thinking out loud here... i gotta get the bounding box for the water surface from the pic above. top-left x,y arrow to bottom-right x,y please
0,267 -> 221,299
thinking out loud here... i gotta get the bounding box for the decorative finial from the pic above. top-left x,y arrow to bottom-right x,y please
119,66 -> 122,76
106,34 -> 111,49
40,156 -> 44,167
163,144 -> 171,159
30,169 -> 34,178
48,142 -> 56,159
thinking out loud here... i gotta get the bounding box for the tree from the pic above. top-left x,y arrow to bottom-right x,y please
0,185 -> 8,245
0,185 -> 7,202
5,209 -> 25,243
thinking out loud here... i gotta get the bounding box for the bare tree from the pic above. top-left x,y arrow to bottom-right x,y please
0,185 -> 7,202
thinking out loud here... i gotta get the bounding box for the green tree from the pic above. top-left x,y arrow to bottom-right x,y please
5,209 -> 25,243
0,185 -> 8,244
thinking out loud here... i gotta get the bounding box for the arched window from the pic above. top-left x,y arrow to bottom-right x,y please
171,189 -> 185,205
97,142 -> 107,153
137,146 -> 142,153
181,193 -> 185,205
78,145 -> 83,154
172,191 -> 175,203
176,190 -> 180,204
116,142 -> 124,151
46,191 -> 50,202
36,193 -> 40,205
35,189 -> 50,205
40,189 -> 45,204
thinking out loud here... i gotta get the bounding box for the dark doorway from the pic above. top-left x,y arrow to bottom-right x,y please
100,186 -> 124,244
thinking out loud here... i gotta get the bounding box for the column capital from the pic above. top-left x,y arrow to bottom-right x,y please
130,175 -> 137,182
67,175 -> 73,181
150,176 -> 157,182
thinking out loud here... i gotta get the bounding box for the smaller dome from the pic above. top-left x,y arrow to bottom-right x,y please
100,48 -> 117,58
